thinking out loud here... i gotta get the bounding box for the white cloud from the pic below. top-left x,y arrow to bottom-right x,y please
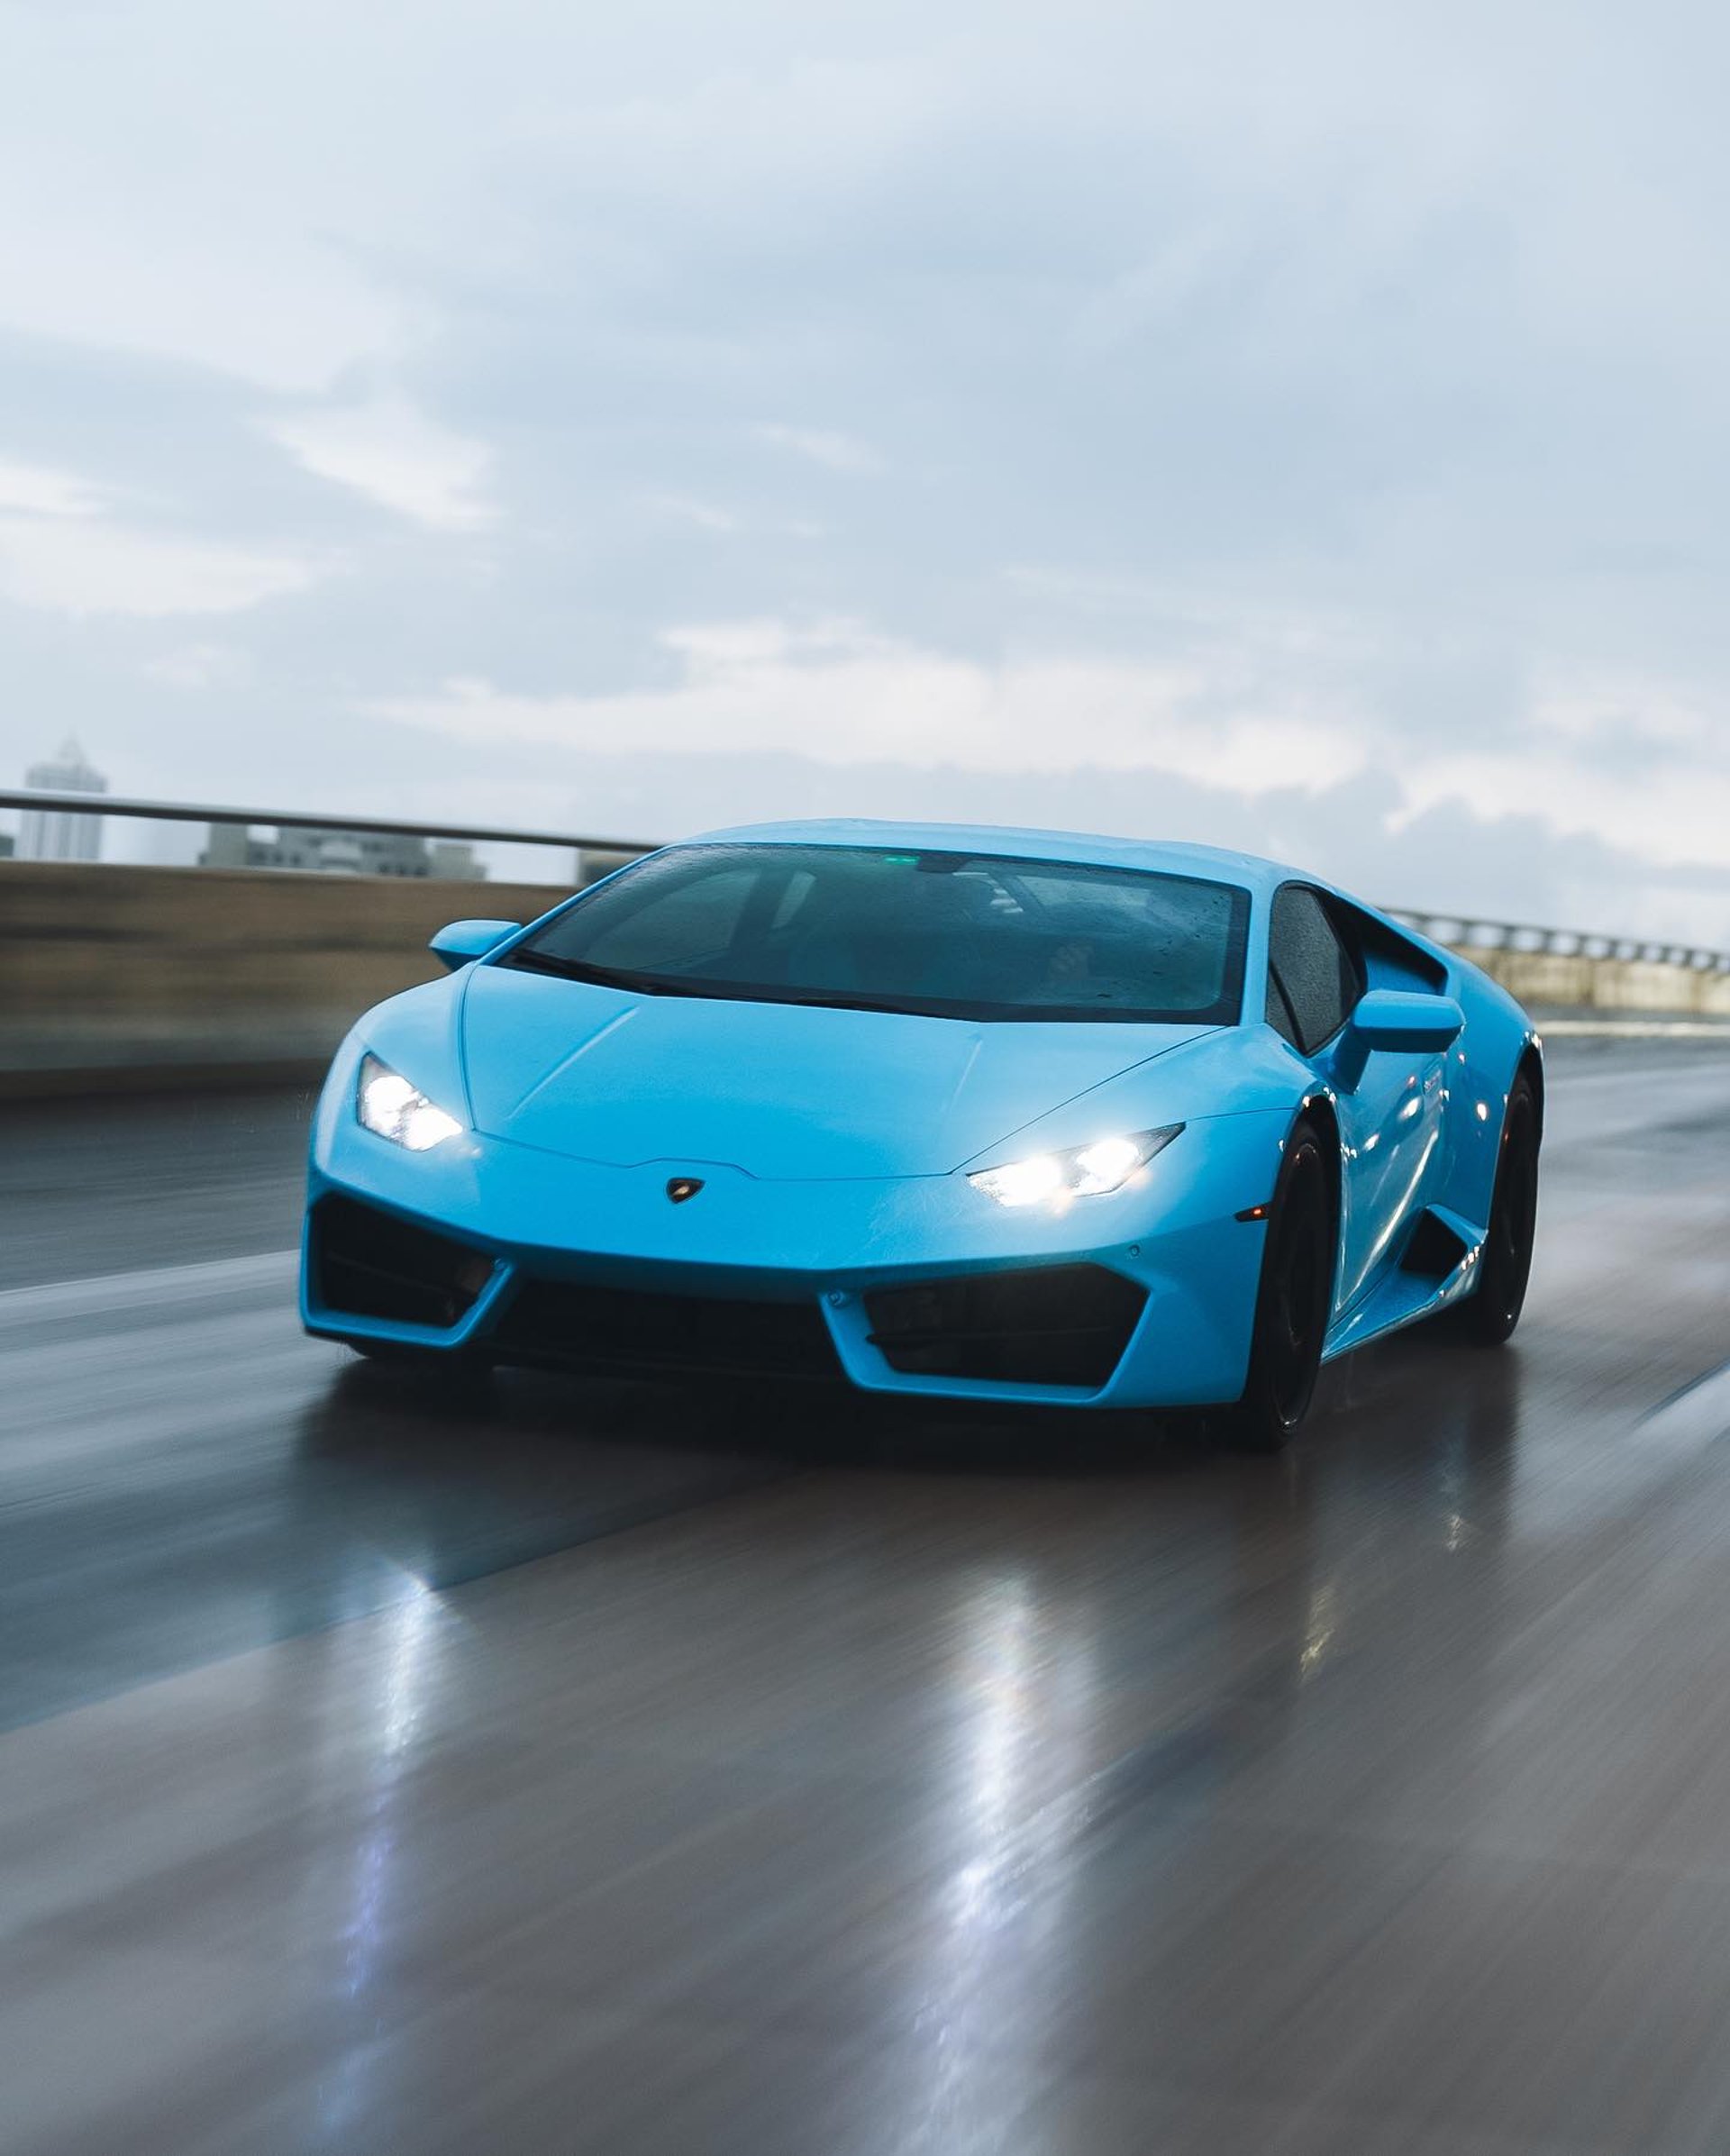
1525,676 -> 1716,752
642,492 -> 742,533
0,214 -> 405,399
369,617 -> 1730,895
263,396 -> 495,531
0,459 -> 107,520
0,3 -> 424,391
1393,669 -> 1730,871
642,494 -> 832,541
141,641 -> 254,690
0,449 -> 324,617
1399,749 -> 1730,875
751,423 -> 879,474
368,615 -> 1369,790
0,517 -> 322,617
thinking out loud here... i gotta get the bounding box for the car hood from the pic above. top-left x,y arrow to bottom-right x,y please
459,966 -> 1211,1179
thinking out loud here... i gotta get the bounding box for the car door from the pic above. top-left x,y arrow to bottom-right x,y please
1266,885 -> 1447,1315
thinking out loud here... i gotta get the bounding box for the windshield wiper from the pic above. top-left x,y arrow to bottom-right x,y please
760,990 -> 932,1016
500,949 -> 663,992
504,949 -> 777,1001
501,950 -> 931,1014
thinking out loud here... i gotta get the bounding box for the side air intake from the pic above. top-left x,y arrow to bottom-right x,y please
1400,1208 -> 1472,1279
311,1196 -> 495,1328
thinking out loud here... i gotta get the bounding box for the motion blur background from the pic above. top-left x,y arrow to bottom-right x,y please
5,5 -> 1730,2153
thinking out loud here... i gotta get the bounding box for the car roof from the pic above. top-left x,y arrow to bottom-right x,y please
684,818 -> 1303,898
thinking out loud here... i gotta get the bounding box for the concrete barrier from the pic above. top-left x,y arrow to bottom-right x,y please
1,860 -> 1725,1098
1471,948 -> 1730,1019
0,861 -> 568,1096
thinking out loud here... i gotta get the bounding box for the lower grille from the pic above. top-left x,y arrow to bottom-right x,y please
311,1196 -> 494,1329
864,1265 -> 1146,1388
494,1279 -> 841,1380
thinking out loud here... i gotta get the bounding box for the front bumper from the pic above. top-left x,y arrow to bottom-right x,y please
301,1075 -> 1281,1409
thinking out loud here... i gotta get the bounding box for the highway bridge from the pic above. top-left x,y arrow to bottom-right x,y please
3,800 -> 1729,2151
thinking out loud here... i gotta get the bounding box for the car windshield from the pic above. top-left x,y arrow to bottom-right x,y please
503,843 -> 1251,1024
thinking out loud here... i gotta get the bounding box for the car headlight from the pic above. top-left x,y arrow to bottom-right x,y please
968,1125 -> 1184,1208
356,1054 -> 464,1151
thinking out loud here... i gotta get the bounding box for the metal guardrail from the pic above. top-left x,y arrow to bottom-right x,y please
0,787 -> 659,857
3,787 -> 1726,974
1385,911 -> 1730,976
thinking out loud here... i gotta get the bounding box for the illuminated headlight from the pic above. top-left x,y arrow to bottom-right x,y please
356,1054 -> 463,1151
968,1125 -> 1184,1208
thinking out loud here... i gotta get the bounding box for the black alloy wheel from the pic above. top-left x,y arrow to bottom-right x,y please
1226,1116 -> 1335,1451
1458,1075 -> 1540,1346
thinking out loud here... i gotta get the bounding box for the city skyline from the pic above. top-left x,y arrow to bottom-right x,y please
5,737 -> 492,880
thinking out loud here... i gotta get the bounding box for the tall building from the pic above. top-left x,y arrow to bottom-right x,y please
20,738 -> 107,861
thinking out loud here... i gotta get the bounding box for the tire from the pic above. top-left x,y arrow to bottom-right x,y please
1225,1116 -> 1336,1451
1458,1075 -> 1540,1346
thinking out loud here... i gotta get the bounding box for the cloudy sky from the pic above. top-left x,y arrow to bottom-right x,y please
3,0 -> 1728,938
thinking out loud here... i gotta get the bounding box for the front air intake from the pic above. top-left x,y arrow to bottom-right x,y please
493,1279 -> 842,1380
864,1265 -> 1146,1388
311,1196 -> 494,1329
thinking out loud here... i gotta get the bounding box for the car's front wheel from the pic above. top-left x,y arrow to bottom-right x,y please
1225,1115 -> 1335,1451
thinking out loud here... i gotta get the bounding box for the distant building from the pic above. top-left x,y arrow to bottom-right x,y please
198,823 -> 254,870
428,841 -> 486,881
0,829 -> 14,860
199,823 -> 487,879
20,738 -> 107,860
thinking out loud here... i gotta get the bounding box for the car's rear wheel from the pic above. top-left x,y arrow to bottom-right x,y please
1225,1116 -> 1335,1452
1458,1075 -> 1540,1346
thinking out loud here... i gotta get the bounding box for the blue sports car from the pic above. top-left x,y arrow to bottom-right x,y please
301,821 -> 1542,1447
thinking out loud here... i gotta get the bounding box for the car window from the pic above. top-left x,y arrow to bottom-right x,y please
1267,885 -> 1363,1052
1266,966 -> 1303,1050
506,842 -> 1252,1025
578,867 -> 757,970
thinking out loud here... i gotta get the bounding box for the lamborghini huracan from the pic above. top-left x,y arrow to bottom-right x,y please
301,822 -> 1541,1446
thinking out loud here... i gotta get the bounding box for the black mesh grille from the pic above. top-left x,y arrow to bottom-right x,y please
494,1279 -> 841,1380
865,1265 -> 1146,1387
311,1196 -> 494,1329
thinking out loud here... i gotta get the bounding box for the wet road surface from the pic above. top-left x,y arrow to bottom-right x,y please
3,1038 -> 1729,2152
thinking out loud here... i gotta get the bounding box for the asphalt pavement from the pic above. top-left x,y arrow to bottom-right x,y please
3,1036 -> 1728,2153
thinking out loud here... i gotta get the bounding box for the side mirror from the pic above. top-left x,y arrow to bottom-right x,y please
429,918 -> 523,971
1334,988 -> 1463,1087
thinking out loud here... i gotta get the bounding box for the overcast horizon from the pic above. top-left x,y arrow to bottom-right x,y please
4,0 -> 1729,942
